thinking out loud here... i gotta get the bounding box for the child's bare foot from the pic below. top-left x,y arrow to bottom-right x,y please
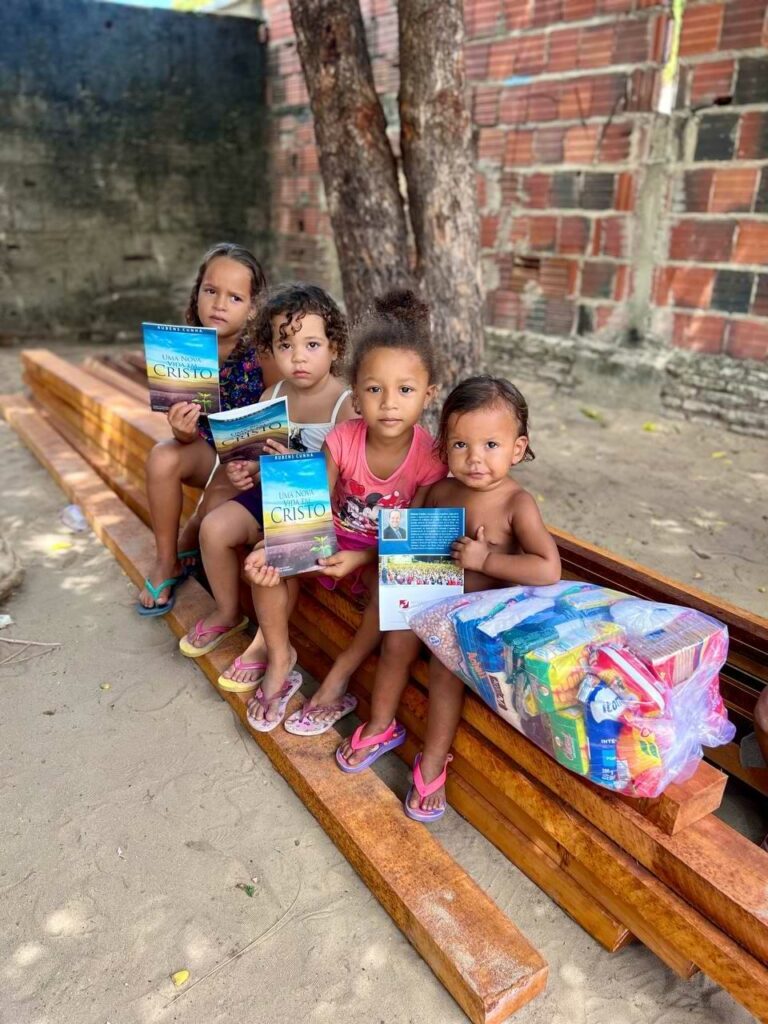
183,610 -> 245,651
336,718 -> 405,770
219,636 -> 270,687
246,646 -> 297,724
299,676 -> 352,726
137,557 -> 183,610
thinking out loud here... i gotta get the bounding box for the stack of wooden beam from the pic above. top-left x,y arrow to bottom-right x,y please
7,348 -> 768,1021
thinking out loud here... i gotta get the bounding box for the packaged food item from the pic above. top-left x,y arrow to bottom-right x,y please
549,705 -> 590,774
471,597 -> 554,711
558,586 -> 627,616
589,646 -> 667,714
616,720 -> 665,797
407,594 -> 472,681
525,621 -> 624,713
579,678 -> 626,788
631,611 -> 728,686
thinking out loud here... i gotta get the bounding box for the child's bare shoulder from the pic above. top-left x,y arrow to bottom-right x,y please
426,476 -> 460,505
506,483 -> 543,521
334,387 -> 357,423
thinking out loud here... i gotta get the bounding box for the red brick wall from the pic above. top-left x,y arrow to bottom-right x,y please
262,0 -> 768,364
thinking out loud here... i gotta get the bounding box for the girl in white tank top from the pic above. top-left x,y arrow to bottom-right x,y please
272,378 -> 351,453
178,284 -> 356,677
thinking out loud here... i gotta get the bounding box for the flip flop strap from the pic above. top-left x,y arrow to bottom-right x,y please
191,619 -> 234,642
413,753 -> 453,799
254,676 -> 295,710
350,719 -> 400,752
233,656 -> 267,672
144,576 -> 180,601
299,694 -> 354,723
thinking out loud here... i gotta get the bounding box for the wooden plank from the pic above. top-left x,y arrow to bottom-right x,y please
623,764 -> 727,836
81,355 -> 150,403
292,588 -> 768,968
3,395 -> 548,1024
704,742 -> 768,799
22,349 -> 170,447
34,394 -> 198,525
289,618 -> 634,956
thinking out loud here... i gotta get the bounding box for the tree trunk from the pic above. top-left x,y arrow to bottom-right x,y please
288,0 -> 412,321
398,0 -> 484,388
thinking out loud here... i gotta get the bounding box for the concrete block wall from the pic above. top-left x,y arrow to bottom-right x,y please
262,0 -> 768,432
0,0 -> 269,339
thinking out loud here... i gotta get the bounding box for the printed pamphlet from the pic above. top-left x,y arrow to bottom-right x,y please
378,508 -> 465,631
142,322 -> 220,414
261,451 -> 338,577
208,396 -> 290,463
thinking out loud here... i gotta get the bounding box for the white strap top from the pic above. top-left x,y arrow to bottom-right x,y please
273,380 -> 351,453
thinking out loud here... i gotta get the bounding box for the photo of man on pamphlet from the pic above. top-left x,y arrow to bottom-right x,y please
382,508 -> 408,541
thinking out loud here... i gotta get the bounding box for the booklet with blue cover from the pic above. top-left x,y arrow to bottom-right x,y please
261,451 -> 338,577
208,396 -> 290,463
142,322 -> 220,413
378,508 -> 465,631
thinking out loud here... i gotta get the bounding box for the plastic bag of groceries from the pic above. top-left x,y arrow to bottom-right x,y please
404,581 -> 734,798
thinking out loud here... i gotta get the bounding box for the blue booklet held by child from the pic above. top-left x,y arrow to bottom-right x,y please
261,451 -> 338,577
208,397 -> 290,463
378,508 -> 465,631
142,322 -> 220,414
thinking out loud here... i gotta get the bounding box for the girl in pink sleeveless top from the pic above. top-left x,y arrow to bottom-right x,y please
243,290 -> 447,735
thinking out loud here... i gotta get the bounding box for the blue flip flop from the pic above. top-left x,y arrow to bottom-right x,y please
136,575 -> 184,617
177,549 -> 200,576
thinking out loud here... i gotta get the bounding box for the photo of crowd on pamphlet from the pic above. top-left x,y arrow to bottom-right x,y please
379,554 -> 463,588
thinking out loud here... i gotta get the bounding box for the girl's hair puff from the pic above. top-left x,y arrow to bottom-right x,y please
254,283 -> 348,368
347,289 -> 439,385
185,242 -> 267,357
437,375 -> 535,462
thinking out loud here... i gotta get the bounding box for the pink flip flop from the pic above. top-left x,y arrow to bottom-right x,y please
404,753 -> 453,823
246,671 -> 303,733
217,655 -> 268,692
284,693 -> 358,736
335,719 -> 406,774
179,616 -> 249,658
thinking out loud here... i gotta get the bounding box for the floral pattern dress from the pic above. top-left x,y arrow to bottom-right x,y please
198,346 -> 264,447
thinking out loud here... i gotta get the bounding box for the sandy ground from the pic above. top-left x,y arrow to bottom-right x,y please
1,343 -> 766,1024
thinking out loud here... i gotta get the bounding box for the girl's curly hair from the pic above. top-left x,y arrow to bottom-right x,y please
347,289 -> 439,385
185,242 -> 267,361
254,283 -> 349,368
436,376 -> 535,462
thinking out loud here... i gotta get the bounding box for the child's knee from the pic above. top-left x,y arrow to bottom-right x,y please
199,507 -> 226,550
147,440 -> 181,478
380,630 -> 421,665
